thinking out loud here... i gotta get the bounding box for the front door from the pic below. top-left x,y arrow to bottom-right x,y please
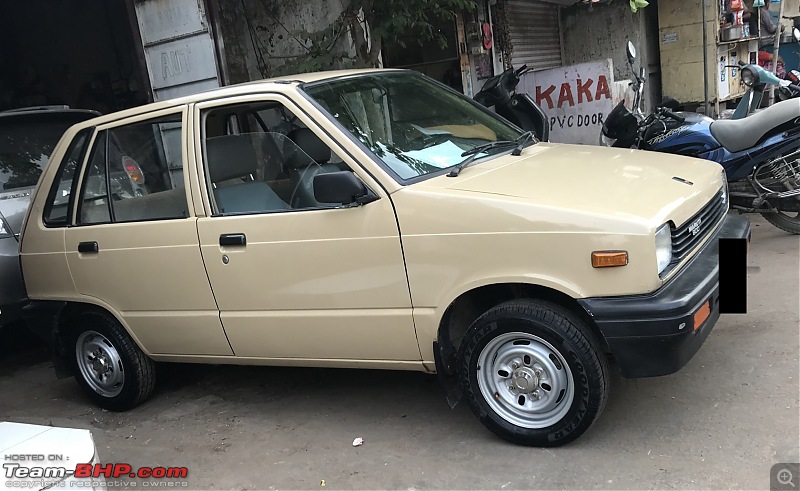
65,108 -> 232,356
193,96 -> 419,361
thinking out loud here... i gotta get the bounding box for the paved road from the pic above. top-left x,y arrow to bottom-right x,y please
1,214 -> 797,490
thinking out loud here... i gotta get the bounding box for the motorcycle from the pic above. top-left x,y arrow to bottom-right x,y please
474,65 -> 550,142
600,41 -> 800,234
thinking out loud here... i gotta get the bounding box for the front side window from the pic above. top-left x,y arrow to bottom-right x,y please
202,102 -> 352,215
77,114 -> 188,225
302,72 -> 524,181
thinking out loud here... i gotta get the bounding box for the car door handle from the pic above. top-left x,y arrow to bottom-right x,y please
78,241 -> 99,253
219,233 -> 246,247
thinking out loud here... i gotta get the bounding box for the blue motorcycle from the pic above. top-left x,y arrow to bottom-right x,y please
601,42 -> 800,234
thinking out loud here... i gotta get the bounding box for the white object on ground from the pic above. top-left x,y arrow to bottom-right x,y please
1,421 -> 104,491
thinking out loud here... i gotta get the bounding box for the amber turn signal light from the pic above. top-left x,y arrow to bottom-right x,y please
693,300 -> 711,331
591,251 -> 628,268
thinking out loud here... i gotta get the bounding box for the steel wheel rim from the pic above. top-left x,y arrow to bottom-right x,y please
477,332 -> 574,429
76,330 -> 124,397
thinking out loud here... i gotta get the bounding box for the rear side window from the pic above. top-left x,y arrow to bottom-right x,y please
78,133 -> 111,224
77,114 -> 188,225
43,128 -> 92,227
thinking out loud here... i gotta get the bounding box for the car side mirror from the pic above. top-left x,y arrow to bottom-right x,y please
626,41 -> 637,65
313,171 -> 378,206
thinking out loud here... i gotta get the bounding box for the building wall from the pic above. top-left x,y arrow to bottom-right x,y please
559,2 -> 661,112
0,0 -> 147,111
211,0 -> 352,84
783,0 -> 800,18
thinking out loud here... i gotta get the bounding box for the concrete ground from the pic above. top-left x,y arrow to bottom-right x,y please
1,214 -> 798,490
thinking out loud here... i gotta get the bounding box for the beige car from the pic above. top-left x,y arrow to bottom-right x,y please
20,69 -> 750,447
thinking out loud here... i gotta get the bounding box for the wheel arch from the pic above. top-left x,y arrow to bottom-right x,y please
433,282 -> 608,407
51,300 -> 152,376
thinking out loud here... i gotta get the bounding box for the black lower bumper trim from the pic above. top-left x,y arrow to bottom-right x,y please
0,300 -> 27,327
578,214 -> 751,378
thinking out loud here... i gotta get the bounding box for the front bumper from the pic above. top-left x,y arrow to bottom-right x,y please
578,214 -> 751,378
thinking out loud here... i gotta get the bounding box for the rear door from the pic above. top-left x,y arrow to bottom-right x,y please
63,108 -> 231,356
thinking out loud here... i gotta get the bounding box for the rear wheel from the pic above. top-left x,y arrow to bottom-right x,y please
69,310 -> 155,411
761,209 -> 800,234
755,157 -> 800,234
458,299 -> 609,446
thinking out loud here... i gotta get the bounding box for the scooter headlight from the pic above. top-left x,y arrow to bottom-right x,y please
741,68 -> 757,87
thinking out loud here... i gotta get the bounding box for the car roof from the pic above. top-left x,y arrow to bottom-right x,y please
0,106 -> 100,121
77,68 -> 404,127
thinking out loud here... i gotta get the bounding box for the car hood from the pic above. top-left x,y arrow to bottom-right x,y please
0,186 -> 34,235
424,143 -> 724,228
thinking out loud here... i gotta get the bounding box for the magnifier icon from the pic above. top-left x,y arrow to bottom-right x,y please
778,469 -> 795,487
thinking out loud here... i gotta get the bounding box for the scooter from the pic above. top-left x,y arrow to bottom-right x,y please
776,69 -> 800,101
474,65 -> 550,142
600,41 -> 800,234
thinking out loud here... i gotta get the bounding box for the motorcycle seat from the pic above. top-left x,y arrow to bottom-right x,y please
710,99 -> 800,153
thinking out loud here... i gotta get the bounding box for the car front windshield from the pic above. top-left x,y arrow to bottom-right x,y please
302,72 -> 524,181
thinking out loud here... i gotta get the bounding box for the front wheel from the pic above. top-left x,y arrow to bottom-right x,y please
69,310 -> 156,411
458,300 -> 609,446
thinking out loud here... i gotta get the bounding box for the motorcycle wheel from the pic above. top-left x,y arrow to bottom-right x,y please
761,209 -> 800,234
756,156 -> 800,234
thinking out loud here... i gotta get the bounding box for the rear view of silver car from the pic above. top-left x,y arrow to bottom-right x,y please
0,107 -> 98,329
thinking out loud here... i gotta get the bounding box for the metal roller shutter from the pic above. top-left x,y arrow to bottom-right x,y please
506,0 -> 562,71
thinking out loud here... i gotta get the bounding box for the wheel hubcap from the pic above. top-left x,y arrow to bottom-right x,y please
477,332 -> 574,429
512,367 -> 539,392
76,330 -> 124,397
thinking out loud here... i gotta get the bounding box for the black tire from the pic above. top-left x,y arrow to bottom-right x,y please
761,210 -> 800,234
458,299 -> 609,446
68,310 -> 156,411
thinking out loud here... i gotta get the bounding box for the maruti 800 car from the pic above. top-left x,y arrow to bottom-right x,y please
19,69 -> 749,446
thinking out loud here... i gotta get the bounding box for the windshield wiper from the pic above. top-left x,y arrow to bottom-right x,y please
448,132 -> 537,177
459,139 -> 516,158
512,131 -> 536,156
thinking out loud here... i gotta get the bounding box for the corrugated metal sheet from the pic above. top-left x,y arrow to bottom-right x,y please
506,0 -> 562,71
134,0 -> 222,184
134,0 -> 221,101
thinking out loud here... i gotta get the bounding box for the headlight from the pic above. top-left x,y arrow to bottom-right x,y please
599,132 -> 617,147
0,216 -> 10,239
655,223 -> 673,275
741,68 -> 756,87
721,171 -> 729,208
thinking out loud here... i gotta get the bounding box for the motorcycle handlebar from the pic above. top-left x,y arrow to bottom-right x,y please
663,110 -> 685,123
